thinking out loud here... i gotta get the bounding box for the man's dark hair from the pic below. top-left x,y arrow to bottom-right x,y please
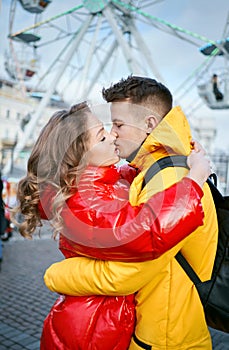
102,75 -> 173,117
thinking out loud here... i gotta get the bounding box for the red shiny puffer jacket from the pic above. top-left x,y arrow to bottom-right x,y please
40,165 -> 204,350
41,294 -> 135,350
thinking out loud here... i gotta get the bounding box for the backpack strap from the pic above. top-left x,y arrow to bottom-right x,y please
175,176 -> 223,290
209,173 -> 217,187
175,252 -> 202,285
206,176 -> 224,207
141,155 -> 189,190
140,154 -> 210,288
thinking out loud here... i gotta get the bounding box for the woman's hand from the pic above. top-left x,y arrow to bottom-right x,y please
186,141 -> 212,188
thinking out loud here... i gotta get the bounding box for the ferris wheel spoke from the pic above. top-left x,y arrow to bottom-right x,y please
103,5 -> 141,74
37,32 -> 72,49
34,33 -> 79,91
140,0 -> 165,9
128,17 -> 165,81
112,0 -> 217,47
9,4 -> 84,39
77,15 -> 103,99
84,40 -> 119,98
174,50 -> 218,99
9,0 -> 17,33
221,11 -> 229,39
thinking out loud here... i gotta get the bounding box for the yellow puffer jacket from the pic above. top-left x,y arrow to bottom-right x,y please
45,106 -> 218,349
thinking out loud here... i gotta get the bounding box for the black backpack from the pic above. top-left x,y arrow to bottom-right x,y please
142,155 -> 229,333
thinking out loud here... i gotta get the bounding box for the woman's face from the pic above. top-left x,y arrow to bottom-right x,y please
86,113 -> 120,167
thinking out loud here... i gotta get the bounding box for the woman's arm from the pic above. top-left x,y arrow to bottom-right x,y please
61,177 -> 204,261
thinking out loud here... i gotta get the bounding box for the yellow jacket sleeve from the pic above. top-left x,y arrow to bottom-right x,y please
44,243 -> 183,296
44,257 -> 155,295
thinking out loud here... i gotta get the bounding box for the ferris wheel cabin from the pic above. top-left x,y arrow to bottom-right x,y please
197,78 -> 229,109
4,52 -> 40,81
197,39 -> 229,109
5,33 -> 41,81
18,0 -> 52,13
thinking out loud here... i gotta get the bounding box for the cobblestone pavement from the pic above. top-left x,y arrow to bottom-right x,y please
0,229 -> 229,350
0,230 -> 62,350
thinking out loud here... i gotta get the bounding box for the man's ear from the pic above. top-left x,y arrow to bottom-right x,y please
145,115 -> 159,134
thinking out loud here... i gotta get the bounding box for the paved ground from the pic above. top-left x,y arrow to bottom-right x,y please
0,229 -> 229,350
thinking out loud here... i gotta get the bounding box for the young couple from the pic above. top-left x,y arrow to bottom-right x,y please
14,76 -> 217,350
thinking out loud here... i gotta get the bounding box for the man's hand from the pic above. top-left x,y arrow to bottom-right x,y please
187,140 -> 211,188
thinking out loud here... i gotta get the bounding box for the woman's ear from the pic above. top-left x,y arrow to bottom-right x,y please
145,115 -> 159,134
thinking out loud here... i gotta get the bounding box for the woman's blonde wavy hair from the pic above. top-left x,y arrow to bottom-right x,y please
11,102 -> 92,239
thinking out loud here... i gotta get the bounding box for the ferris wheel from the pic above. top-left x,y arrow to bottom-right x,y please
3,0 -> 228,173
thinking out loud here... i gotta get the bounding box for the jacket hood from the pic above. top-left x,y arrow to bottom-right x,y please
130,106 -> 192,169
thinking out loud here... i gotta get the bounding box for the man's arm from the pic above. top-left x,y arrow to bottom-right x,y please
44,243 -> 183,296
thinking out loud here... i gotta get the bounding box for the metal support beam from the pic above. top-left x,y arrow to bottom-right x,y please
84,39 -> 118,97
103,5 -> 141,74
128,18 -> 165,83
34,35 -> 77,91
78,15 -> 103,100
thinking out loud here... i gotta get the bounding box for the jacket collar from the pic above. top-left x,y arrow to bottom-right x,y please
78,165 -> 120,185
126,143 -> 143,163
129,106 -> 192,170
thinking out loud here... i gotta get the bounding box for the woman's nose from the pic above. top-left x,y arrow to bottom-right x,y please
108,130 -> 117,142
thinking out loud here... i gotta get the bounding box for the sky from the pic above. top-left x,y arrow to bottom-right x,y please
0,0 -> 229,152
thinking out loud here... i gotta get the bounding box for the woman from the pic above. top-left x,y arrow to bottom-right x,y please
12,102 -> 210,349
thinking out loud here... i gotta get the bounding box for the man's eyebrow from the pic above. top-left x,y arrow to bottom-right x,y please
112,118 -> 124,123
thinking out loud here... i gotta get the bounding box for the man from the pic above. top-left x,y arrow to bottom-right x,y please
45,76 -> 218,349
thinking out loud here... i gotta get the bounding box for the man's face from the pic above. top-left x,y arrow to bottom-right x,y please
110,102 -> 148,159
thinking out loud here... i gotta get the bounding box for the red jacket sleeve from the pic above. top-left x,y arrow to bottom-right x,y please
59,178 -> 204,262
